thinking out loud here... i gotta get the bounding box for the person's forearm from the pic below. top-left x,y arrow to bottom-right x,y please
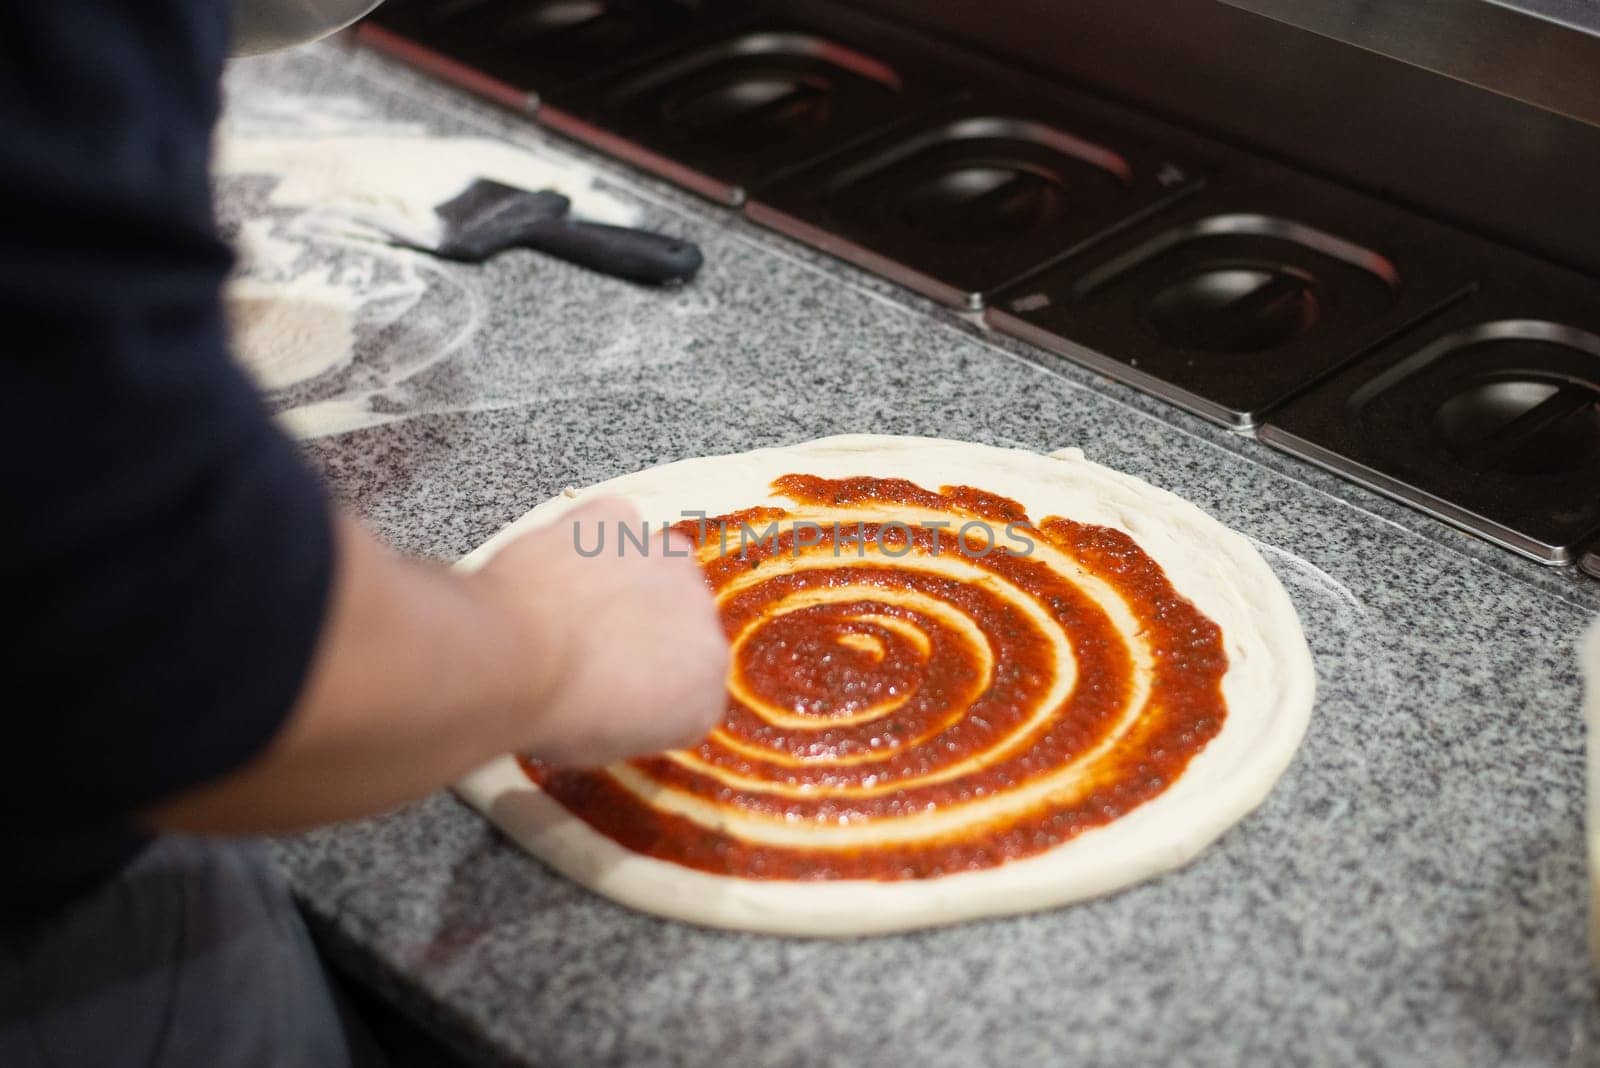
142,512 -> 559,833
140,492 -> 731,833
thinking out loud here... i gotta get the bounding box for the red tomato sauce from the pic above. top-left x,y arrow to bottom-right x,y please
519,475 -> 1227,881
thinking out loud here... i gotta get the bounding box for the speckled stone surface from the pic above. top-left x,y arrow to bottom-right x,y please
228,40 -> 1600,1068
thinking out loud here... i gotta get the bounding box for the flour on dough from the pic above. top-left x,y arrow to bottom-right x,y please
215,134 -> 642,247
217,133 -> 643,403
225,276 -> 356,391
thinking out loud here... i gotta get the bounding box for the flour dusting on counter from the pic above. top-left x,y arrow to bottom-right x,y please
1585,620 -> 1600,971
216,134 -> 641,246
213,104 -> 648,436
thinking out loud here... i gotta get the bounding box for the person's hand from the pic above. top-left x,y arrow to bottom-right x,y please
475,495 -> 730,766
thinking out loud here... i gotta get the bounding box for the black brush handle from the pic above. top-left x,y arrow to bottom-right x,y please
518,219 -> 703,286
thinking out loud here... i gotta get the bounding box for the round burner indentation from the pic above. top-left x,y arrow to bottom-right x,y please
1433,369 -> 1600,476
506,0 -> 610,34
662,72 -> 833,135
892,163 -> 1064,241
1143,263 -> 1320,353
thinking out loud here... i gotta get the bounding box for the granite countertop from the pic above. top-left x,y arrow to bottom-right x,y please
226,40 -> 1600,1068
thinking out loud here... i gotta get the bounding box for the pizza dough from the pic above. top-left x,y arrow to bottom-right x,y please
215,133 -> 645,428
456,434 -> 1315,935
225,276 -> 358,391
215,135 -> 642,248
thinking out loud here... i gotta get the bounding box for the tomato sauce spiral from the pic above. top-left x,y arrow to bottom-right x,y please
519,474 -> 1228,881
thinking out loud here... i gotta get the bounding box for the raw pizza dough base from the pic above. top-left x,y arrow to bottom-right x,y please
456,435 -> 1315,936
225,276 -> 357,391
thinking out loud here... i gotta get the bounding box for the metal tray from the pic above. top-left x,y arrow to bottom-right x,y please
747,95 -> 1203,310
361,0 -> 737,108
985,172 -> 1476,428
355,0 -> 1600,576
535,11 -> 961,205
1260,265 -> 1600,565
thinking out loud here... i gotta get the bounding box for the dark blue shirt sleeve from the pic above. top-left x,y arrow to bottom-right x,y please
1,0 -> 334,898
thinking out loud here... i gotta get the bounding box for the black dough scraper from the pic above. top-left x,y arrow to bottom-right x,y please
424,179 -> 703,286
